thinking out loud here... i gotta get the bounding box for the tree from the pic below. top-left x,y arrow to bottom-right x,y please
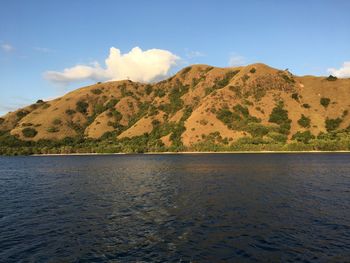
292,131 -> 315,144
65,109 -> 76,115
326,75 -> 337,81
16,110 -> 29,120
91,88 -> 102,95
325,118 -> 342,132
320,97 -> 330,108
291,93 -> 299,101
298,114 -> 311,128
22,128 -> 38,138
76,101 -> 89,114
268,101 -> 291,134
250,67 -> 256,73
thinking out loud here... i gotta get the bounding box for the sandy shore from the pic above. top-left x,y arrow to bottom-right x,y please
30,151 -> 350,156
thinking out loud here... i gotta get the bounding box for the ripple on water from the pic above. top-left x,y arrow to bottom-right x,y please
0,154 -> 350,262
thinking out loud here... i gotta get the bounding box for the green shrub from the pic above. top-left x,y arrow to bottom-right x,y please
268,102 -> 288,124
199,119 -> 208,126
154,88 -> 166,97
106,98 -> 119,109
252,86 -> 266,100
112,110 -> 122,122
241,74 -> 250,82
181,66 -> 192,76
181,106 -> 193,122
76,101 -> 89,114
22,127 -> 37,138
233,104 -> 249,116
249,68 -> 256,74
302,103 -> 311,109
326,75 -> 337,81
217,104 -> 260,132
320,97 -> 330,108
0,118 -> 4,125
246,123 -> 269,137
291,93 -> 299,101
145,85 -> 153,95
161,83 -> 189,114
152,119 -> 161,127
207,70 -> 240,95
229,86 -> 242,98
47,127 -> 59,133
91,88 -> 102,95
30,104 -> 39,110
169,123 -> 186,149
285,142 -> 313,151
205,86 -> 216,96
93,104 -> 105,115
36,99 -> 44,104
298,114 -> 311,128
16,110 -> 29,120
148,105 -> 159,116
42,103 -> 50,109
22,123 -> 33,127
325,117 -> 342,132
52,118 -> 62,125
120,84 -> 134,97
292,131 -> 315,144
268,101 -> 291,134
191,77 -> 201,88
266,132 -> 287,143
65,109 -> 76,115
217,108 -> 233,126
281,73 -> 295,83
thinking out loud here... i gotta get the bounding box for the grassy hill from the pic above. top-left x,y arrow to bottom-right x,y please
1,63 -> 350,155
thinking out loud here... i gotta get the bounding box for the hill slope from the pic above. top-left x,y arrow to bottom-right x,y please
1,63 -> 350,154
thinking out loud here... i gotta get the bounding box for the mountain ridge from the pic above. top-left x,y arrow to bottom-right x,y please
1,63 -> 350,154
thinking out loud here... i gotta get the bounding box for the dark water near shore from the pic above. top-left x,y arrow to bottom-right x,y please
0,154 -> 350,262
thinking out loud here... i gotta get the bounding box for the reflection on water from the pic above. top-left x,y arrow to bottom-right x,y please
0,154 -> 350,262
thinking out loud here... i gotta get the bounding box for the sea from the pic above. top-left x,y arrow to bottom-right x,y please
0,153 -> 349,262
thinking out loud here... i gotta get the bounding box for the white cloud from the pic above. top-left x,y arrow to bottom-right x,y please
185,48 -> 205,59
328,61 -> 350,78
44,46 -> 180,84
1,43 -> 14,52
34,47 -> 54,53
228,53 -> 246,66
45,64 -> 107,83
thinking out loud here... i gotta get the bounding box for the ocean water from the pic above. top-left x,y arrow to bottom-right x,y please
0,153 -> 349,262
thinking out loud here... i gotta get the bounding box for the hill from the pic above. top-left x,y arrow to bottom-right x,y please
1,63 -> 350,155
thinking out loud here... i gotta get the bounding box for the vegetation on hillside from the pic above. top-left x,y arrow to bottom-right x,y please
1,63 -> 350,155
298,114 -> 311,128
268,101 -> 291,135
320,97 -> 331,108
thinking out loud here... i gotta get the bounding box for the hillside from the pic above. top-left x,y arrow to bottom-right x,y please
1,63 -> 350,155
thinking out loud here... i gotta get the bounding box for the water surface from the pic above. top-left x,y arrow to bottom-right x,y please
0,154 -> 349,262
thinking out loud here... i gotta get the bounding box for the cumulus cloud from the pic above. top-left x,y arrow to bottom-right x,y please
45,63 -> 107,83
1,43 -> 14,52
328,61 -> 350,78
228,53 -> 246,66
44,46 -> 180,84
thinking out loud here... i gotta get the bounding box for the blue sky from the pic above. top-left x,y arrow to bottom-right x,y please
0,0 -> 349,115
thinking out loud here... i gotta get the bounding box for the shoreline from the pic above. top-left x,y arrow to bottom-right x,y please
28,150 -> 350,156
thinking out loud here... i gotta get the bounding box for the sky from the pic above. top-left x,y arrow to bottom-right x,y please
0,0 -> 349,116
